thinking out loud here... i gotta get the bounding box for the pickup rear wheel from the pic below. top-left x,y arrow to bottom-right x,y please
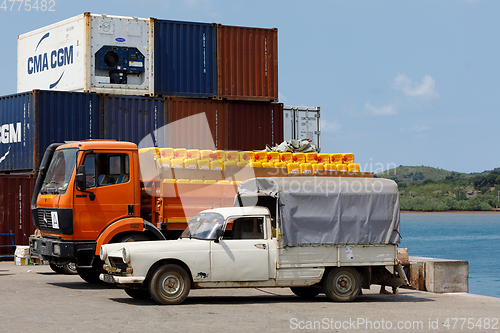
290,287 -> 321,299
124,287 -> 151,300
323,267 -> 361,302
149,264 -> 190,305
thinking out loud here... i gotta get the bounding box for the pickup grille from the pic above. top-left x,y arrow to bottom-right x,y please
109,257 -> 128,272
38,210 -> 53,228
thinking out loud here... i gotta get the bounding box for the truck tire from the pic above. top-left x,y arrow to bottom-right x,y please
290,287 -> 321,299
124,287 -> 151,300
76,259 -> 104,284
323,267 -> 361,302
149,264 -> 190,305
118,233 -> 151,243
49,263 -> 65,274
63,262 -> 78,275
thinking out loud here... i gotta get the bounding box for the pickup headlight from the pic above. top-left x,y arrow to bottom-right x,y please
122,247 -> 131,264
100,246 -> 108,261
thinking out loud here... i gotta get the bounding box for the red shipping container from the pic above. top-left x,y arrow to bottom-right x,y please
217,25 -> 278,102
0,173 -> 37,259
166,98 -> 229,150
228,101 -> 284,151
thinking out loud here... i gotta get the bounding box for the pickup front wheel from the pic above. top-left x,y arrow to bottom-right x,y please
323,267 -> 361,302
149,264 -> 191,305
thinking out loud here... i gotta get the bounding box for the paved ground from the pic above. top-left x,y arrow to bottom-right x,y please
1,262 -> 499,333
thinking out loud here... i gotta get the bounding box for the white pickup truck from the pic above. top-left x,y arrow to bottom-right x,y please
99,177 -> 406,304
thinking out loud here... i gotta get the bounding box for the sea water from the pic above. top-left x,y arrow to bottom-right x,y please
400,213 -> 500,298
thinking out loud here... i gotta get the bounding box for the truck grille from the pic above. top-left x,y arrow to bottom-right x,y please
38,210 -> 53,228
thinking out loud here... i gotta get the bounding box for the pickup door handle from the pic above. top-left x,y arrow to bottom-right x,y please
254,243 -> 267,250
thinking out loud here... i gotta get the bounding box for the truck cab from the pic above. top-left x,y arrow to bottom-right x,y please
30,140 -> 163,282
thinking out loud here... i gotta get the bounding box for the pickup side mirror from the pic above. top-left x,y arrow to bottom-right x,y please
214,228 -> 224,243
75,165 -> 87,191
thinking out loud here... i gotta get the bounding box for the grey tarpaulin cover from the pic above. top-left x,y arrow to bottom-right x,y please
237,177 -> 400,246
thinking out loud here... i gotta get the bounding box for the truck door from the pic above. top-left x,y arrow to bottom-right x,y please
73,152 -> 136,240
210,216 -> 270,281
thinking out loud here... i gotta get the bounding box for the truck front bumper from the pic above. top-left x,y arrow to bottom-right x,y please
29,237 -> 97,267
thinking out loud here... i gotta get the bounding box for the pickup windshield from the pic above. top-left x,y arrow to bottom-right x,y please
41,148 -> 78,195
181,212 -> 224,240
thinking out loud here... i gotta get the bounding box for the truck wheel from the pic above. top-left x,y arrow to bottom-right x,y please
118,234 -> 151,243
76,259 -> 104,284
124,287 -> 151,300
323,267 -> 361,302
63,262 -> 78,275
290,287 -> 321,299
49,263 -> 65,274
149,264 -> 190,305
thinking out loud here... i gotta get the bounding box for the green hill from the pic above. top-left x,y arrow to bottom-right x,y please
376,166 -> 500,211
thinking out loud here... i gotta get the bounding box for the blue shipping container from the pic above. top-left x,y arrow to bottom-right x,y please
100,95 -> 167,147
154,20 -> 217,98
0,90 -> 100,172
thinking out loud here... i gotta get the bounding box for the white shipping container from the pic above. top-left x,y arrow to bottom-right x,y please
283,106 -> 321,151
17,13 -> 153,96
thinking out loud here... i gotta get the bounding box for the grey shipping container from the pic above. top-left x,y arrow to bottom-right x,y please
0,90 -> 100,172
100,95 -> 167,147
283,106 -> 321,151
154,20 -> 217,98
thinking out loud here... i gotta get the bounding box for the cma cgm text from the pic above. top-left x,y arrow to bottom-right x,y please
1,123 -> 21,144
27,46 -> 73,74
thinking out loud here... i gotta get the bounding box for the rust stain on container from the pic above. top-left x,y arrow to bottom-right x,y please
228,101 -> 284,151
0,173 -> 37,259
166,98 -> 229,150
217,25 -> 278,102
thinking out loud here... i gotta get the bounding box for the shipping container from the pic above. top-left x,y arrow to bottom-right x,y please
217,25 -> 278,102
283,106 -> 321,151
154,20 -> 217,98
228,101 -> 283,151
166,98 -> 229,150
0,173 -> 36,259
100,95 -> 167,147
0,90 -> 100,172
17,13 -> 153,96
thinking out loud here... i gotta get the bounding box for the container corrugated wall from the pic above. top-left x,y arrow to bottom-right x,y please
0,90 -> 100,172
100,95 -> 167,147
0,92 -> 34,171
154,20 -> 217,98
167,98 -> 228,150
217,25 -> 278,102
228,101 -> 283,151
0,173 -> 36,258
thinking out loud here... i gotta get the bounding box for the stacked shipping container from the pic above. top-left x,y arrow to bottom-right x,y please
2,14 -> 283,252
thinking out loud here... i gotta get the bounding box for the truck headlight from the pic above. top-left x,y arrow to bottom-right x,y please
53,244 -> 60,255
122,247 -> 130,263
100,246 -> 108,261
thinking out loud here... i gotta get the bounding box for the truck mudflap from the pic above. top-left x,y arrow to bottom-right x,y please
381,264 -> 408,287
143,220 -> 166,240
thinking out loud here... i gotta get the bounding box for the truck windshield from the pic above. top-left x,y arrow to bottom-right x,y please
41,148 -> 78,195
181,212 -> 225,240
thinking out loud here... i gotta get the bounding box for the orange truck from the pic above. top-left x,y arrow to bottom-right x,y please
29,140 -> 369,283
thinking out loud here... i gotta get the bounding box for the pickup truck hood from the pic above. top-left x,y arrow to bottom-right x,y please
102,238 -> 211,279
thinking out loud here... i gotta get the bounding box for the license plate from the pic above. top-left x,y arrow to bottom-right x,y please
102,274 -> 115,284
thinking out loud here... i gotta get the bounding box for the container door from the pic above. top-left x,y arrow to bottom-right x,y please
210,216 -> 269,281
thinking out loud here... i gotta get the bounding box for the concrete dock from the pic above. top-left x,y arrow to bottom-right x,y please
1,262 -> 499,333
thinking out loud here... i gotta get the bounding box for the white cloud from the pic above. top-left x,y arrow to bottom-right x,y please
393,74 -> 440,99
400,125 -> 431,133
321,119 -> 341,133
365,103 -> 398,116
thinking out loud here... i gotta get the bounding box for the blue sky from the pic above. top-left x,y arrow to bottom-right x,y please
1,0 -> 498,173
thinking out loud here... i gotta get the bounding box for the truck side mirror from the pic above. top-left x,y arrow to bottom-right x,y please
75,165 -> 87,191
214,228 -> 224,243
